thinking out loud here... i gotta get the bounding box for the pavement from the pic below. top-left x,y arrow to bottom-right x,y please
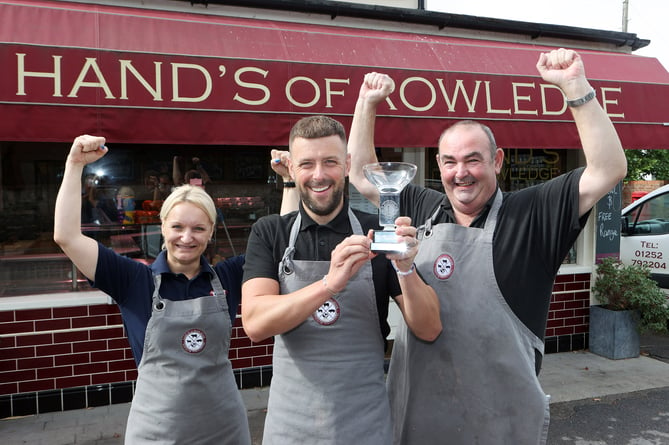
2,333 -> 669,445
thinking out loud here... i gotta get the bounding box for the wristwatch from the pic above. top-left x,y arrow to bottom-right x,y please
566,89 -> 596,108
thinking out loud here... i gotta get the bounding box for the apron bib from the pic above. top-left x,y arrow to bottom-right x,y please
125,273 -> 251,445
262,209 -> 392,445
387,190 -> 550,445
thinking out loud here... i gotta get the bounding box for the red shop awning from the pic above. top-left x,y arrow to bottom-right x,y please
1,0 -> 669,149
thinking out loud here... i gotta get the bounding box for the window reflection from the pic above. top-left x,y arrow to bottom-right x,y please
0,142 -> 282,297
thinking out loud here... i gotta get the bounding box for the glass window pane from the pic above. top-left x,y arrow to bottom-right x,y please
0,142 -> 280,297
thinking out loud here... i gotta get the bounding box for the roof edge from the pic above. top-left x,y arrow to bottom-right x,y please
186,0 -> 649,51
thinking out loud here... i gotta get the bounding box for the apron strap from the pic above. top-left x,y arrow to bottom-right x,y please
151,274 -> 164,310
280,208 -> 364,275
483,189 -> 503,235
151,264 -> 228,310
422,187 -> 503,236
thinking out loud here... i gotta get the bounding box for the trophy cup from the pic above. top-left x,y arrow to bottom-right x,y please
363,162 -> 417,253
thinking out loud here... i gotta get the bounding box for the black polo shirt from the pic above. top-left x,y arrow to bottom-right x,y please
243,199 -> 402,346
401,168 -> 589,345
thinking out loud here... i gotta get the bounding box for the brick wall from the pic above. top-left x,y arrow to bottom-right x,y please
544,273 -> 591,354
0,303 -> 273,418
622,180 -> 668,208
2,272 -> 590,418
0,304 -> 134,396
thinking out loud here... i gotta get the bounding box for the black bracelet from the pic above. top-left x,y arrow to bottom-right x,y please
283,181 -> 296,188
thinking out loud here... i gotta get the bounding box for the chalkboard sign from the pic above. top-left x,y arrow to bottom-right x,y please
595,181 -> 622,262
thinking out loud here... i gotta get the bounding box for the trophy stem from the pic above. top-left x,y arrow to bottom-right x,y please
379,192 -> 400,228
362,162 -> 417,254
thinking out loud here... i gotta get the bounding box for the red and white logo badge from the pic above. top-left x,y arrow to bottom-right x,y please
434,254 -> 455,280
182,329 -> 206,353
312,298 -> 340,326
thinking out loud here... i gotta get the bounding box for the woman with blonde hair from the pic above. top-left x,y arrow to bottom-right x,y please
54,135 -> 251,444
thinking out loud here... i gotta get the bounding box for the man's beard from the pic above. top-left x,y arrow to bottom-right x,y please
299,182 -> 345,217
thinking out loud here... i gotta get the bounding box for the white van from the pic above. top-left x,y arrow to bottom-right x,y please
620,184 -> 669,290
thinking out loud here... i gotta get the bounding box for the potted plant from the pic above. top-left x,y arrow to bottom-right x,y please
589,257 -> 669,359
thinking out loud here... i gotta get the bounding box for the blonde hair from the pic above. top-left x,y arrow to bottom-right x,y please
160,184 -> 217,228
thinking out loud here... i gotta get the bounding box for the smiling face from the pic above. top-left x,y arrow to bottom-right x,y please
436,122 -> 504,226
161,201 -> 214,274
290,135 -> 350,225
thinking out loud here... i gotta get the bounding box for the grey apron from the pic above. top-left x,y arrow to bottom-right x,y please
387,190 -> 550,445
125,273 -> 251,445
262,209 -> 392,445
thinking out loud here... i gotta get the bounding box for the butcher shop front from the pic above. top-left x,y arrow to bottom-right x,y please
1,0 -> 668,418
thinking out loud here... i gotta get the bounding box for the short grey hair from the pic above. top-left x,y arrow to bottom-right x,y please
438,120 -> 497,159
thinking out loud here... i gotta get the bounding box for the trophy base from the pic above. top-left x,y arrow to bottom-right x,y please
370,242 -> 408,254
370,230 -> 408,254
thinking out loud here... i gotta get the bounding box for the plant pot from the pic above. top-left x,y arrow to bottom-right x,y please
589,305 -> 640,359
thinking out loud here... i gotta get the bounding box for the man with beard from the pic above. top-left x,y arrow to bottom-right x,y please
242,115 -> 442,444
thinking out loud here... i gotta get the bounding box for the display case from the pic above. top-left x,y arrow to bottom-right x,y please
212,196 -> 267,261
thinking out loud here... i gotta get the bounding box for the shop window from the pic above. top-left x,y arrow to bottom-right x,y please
498,148 -> 566,192
0,142 -> 281,297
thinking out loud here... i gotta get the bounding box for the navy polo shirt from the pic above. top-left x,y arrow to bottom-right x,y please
93,243 -> 244,365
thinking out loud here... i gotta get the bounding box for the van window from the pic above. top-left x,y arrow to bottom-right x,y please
624,192 -> 669,236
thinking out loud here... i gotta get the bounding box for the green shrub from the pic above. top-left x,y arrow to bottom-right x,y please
591,257 -> 669,333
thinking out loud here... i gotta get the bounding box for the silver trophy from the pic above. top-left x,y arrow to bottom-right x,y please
363,162 -> 417,253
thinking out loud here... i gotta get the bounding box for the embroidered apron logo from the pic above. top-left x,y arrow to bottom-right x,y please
312,298 -> 340,325
434,254 -> 455,280
182,329 -> 206,353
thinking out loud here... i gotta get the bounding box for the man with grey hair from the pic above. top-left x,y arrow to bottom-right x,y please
347,48 -> 627,444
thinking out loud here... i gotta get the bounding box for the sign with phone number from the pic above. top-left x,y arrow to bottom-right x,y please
631,243 -> 667,270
